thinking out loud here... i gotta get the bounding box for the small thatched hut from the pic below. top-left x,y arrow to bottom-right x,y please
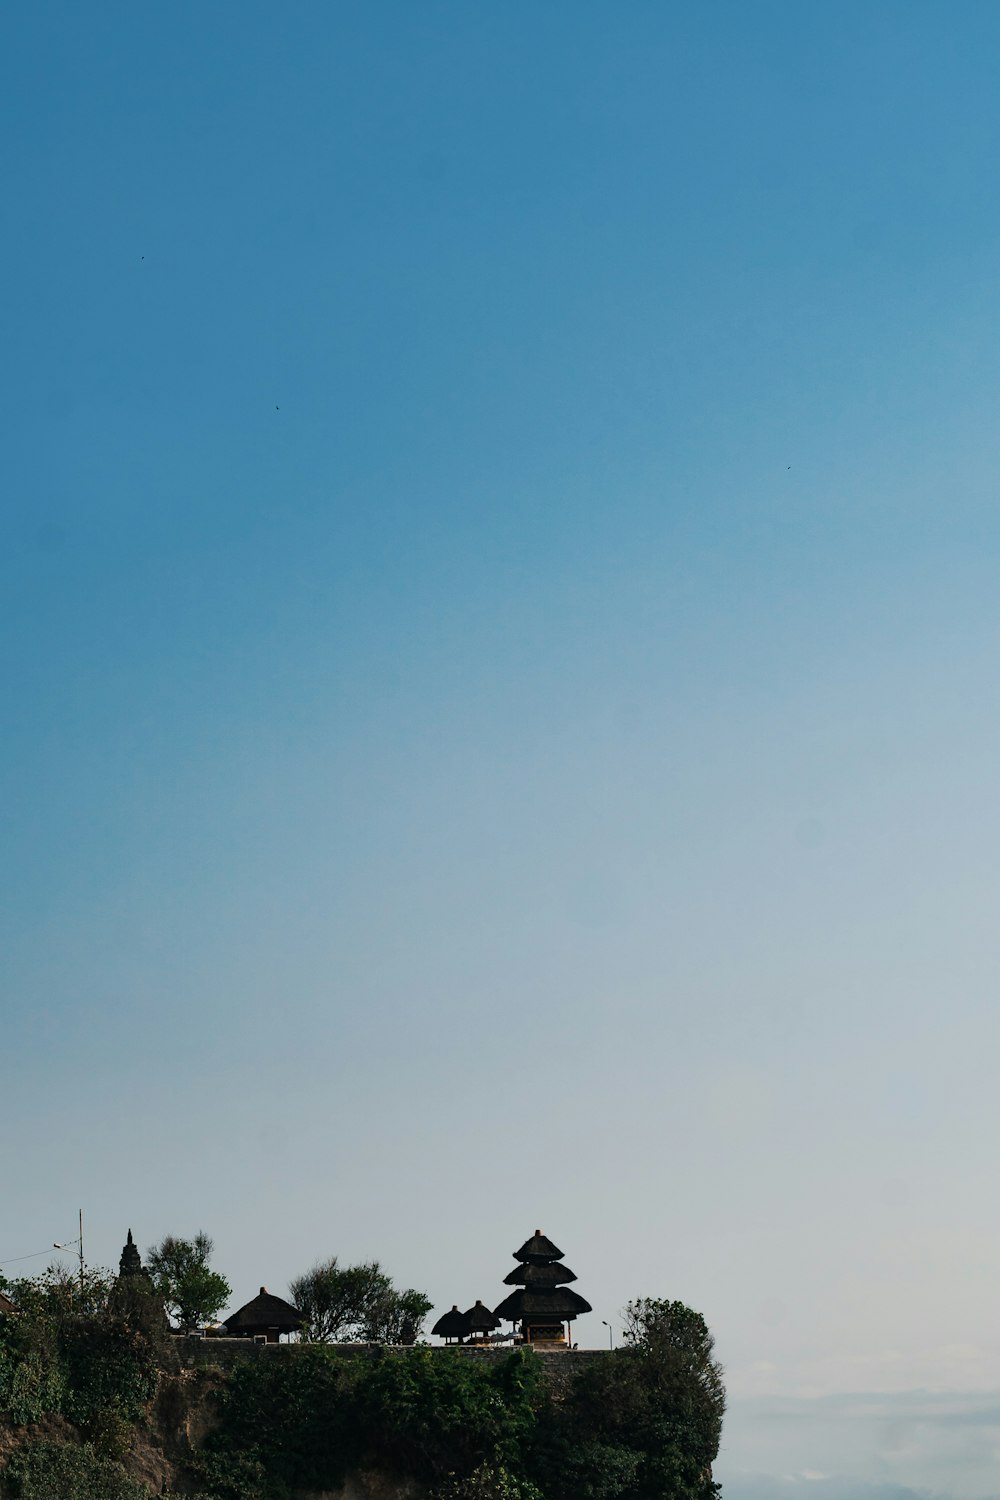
0,1291 -> 18,1319
225,1287 -> 303,1343
431,1304 -> 471,1344
464,1300 -> 500,1343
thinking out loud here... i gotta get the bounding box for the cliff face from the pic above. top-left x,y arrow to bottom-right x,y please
127,1366 -> 226,1494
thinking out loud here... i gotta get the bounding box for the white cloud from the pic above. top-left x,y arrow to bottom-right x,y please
716,1390 -> 1000,1500
729,1343 -> 1000,1400
722,1479 -> 958,1500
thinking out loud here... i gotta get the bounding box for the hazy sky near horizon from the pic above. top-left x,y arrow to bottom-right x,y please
4,4 -> 1000,1494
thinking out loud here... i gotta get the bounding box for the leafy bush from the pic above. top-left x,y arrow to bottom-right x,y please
60,1316 -> 158,1423
188,1450 -> 271,1500
356,1349 -> 544,1484
194,1344 -> 361,1497
195,1347 -> 546,1499
79,1406 -> 135,1463
0,1268 -> 161,1428
0,1341 -> 65,1426
3,1440 -> 146,1500
530,1438 -> 642,1500
432,1462 -> 545,1499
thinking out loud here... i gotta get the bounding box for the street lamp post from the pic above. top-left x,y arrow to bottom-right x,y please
53,1209 -> 84,1295
601,1319 -> 614,1350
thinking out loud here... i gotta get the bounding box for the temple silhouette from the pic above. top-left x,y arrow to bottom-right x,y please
432,1230 -> 591,1348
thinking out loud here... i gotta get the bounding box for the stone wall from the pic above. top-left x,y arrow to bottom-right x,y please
174,1337 -> 609,1397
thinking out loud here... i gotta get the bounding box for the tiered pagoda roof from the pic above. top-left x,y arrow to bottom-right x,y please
493,1230 -> 591,1328
512,1232 -> 564,1262
502,1262 -> 577,1287
494,1285 -> 592,1321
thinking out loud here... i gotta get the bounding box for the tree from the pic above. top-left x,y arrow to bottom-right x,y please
146,1233 -> 230,1331
289,1257 -> 431,1344
621,1295 -> 726,1471
288,1258 -> 374,1342
536,1298 -> 725,1500
362,1284 -> 433,1345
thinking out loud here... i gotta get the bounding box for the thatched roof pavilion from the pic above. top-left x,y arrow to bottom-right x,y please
494,1230 -> 591,1347
225,1287 -> 303,1343
431,1305 -> 471,1343
0,1291 -> 18,1319
464,1300 -> 499,1342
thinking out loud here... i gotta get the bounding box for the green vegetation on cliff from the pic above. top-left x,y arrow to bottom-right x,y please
0,1269 -> 164,1430
534,1300 -> 725,1500
195,1343 -> 546,1498
0,1272 -> 723,1500
4,1441 -> 147,1500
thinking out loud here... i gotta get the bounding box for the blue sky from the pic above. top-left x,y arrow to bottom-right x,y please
4,4 -> 1000,1495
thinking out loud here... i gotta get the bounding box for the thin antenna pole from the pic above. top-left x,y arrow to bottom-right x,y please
52,1212 -> 86,1294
